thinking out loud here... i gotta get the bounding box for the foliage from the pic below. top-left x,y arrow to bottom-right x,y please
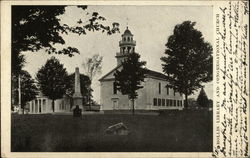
196,87 -> 209,108
11,54 -> 26,106
36,57 -> 68,112
11,6 -> 119,110
12,70 -> 38,110
161,21 -> 212,108
187,98 -> 198,109
12,6 -> 119,57
12,53 -> 26,76
66,73 -> 93,105
11,5 -> 120,76
114,52 -> 147,114
82,54 -> 103,81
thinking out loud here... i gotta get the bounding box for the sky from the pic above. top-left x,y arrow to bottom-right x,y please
23,5 -> 213,103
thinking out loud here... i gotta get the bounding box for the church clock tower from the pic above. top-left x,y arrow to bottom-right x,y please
116,27 -> 136,66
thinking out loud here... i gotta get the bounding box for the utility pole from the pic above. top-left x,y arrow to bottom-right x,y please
18,74 -> 22,114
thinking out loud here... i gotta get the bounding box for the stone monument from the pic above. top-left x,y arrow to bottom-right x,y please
72,67 -> 84,111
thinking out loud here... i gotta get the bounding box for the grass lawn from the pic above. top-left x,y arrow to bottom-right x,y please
11,110 -> 212,152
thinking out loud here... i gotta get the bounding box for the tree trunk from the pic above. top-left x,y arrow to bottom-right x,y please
88,90 -> 91,111
132,99 -> 135,115
184,94 -> 188,109
52,100 -> 55,112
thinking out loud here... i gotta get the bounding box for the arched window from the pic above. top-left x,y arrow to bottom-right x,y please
127,37 -> 130,41
113,82 -> 117,94
123,37 -> 126,41
166,86 -> 169,95
159,82 -> 161,94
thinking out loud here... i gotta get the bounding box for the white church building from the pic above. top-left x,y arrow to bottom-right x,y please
99,28 -> 184,110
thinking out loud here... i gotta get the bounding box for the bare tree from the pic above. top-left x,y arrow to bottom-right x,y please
82,54 -> 103,106
82,54 -> 103,81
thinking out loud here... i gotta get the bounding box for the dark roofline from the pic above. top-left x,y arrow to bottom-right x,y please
99,64 -> 122,81
99,66 -> 167,82
145,69 -> 168,80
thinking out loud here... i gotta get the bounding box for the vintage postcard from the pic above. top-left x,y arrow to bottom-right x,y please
1,0 -> 249,158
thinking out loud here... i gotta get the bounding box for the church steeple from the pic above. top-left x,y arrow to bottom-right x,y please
116,27 -> 136,65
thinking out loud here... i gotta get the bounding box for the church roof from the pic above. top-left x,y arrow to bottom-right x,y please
99,64 -> 122,81
123,27 -> 133,36
145,69 -> 168,80
99,65 -> 168,81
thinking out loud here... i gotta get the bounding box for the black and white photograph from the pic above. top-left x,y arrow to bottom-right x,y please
9,5 -> 214,153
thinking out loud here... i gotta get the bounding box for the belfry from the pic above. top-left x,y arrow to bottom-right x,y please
115,27 -> 136,66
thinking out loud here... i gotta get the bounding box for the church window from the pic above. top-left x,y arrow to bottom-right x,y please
159,83 -> 161,94
158,98 -> 161,106
113,82 -> 117,94
162,99 -> 165,106
166,86 -> 169,95
123,37 -> 126,41
174,100 -> 176,106
128,37 -> 130,41
153,98 -> 157,106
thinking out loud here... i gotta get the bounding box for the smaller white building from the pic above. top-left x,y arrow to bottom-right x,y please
27,93 -> 71,114
27,67 -> 83,114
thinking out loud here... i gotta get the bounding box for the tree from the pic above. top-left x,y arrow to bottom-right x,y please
82,54 -> 103,105
36,57 -> 68,112
114,52 -> 147,115
12,70 -> 38,113
197,87 -> 209,108
66,73 -> 93,106
12,5 -> 120,56
161,21 -> 212,109
82,54 -> 103,81
12,5 -> 119,75
11,6 -> 119,111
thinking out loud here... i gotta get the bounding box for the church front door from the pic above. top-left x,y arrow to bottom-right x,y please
113,100 -> 119,110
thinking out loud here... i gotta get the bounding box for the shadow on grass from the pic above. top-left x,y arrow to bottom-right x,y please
11,110 -> 212,152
